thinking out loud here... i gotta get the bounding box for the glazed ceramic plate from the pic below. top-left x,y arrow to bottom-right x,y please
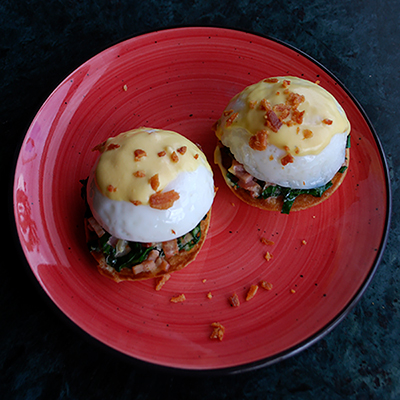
13,27 -> 390,373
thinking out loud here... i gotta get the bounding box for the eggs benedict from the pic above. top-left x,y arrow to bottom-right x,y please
83,127 -> 214,282
214,77 -> 351,213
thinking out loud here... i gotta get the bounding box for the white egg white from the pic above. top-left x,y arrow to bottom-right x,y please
87,165 -> 214,243
222,127 -> 348,189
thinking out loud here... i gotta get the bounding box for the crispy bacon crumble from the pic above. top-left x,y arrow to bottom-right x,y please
246,284 -> 259,301
134,149 -> 147,161
155,274 -> 171,291
149,190 -> 180,210
228,293 -> 240,307
210,322 -> 225,341
170,294 -> 186,303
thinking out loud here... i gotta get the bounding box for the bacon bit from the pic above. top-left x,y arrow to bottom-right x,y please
303,129 -> 313,139
265,110 -> 283,132
130,200 -> 142,206
225,111 -> 239,127
296,127 -> 300,134
132,259 -> 157,275
177,146 -> 187,155
158,150 -> 166,157
170,151 -> 179,163
264,78 -> 279,83
170,294 -> 186,303
228,293 -> 240,307
260,237 -> 275,246
149,174 -> 160,191
92,141 -> 106,153
322,118 -> 333,125
106,143 -> 120,151
246,284 -> 259,301
210,322 -> 225,341
295,146 -> 300,154
194,153 -> 199,160
260,281 -> 273,291
301,239 -> 307,245
207,292 -> 213,299
281,153 -> 294,166
287,92 -> 305,108
134,149 -> 147,161
149,190 -> 180,210
282,79 -> 291,88
162,239 -> 179,259
292,109 -> 305,125
223,109 -> 234,116
264,251 -> 273,261
155,273 -> 171,291
249,100 -> 257,109
260,98 -> 272,112
249,130 -> 268,151
87,217 -> 105,237
155,257 -> 170,272
107,184 -> 117,192
133,170 -> 146,178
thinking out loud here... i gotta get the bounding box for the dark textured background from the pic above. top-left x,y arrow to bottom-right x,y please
2,1 -> 399,399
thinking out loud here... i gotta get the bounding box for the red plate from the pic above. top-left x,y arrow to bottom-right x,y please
13,27 -> 390,373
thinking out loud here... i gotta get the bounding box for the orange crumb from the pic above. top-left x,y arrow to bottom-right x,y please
194,153 -> 199,159
107,184 -> 117,193
207,292 -> 213,299
134,149 -> 147,161
231,202 -> 235,207
290,289 -> 296,294
303,129 -> 313,139
249,100 -> 257,109
155,274 -> 171,291
301,240 -> 307,245
202,279 -> 207,283
170,294 -> 186,303
171,151 -> 179,163
210,322 -> 225,341
228,293 -> 240,307
315,80 -> 320,85
225,112 -> 239,127
133,170 -> 146,178
177,146 -> 187,155
264,252 -> 273,261
246,284 -> 259,301
322,118 -> 333,125
149,174 -> 160,191
260,237 -> 274,246
223,109 -> 234,116
123,84 -> 128,91
130,200 -> 142,206
260,281 -> 273,291
158,150 -> 166,157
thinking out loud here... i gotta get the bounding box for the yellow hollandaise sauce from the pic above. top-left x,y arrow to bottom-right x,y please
93,128 -> 210,205
215,77 -> 350,157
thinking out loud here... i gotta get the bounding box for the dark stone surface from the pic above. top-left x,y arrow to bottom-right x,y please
2,0 -> 399,399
